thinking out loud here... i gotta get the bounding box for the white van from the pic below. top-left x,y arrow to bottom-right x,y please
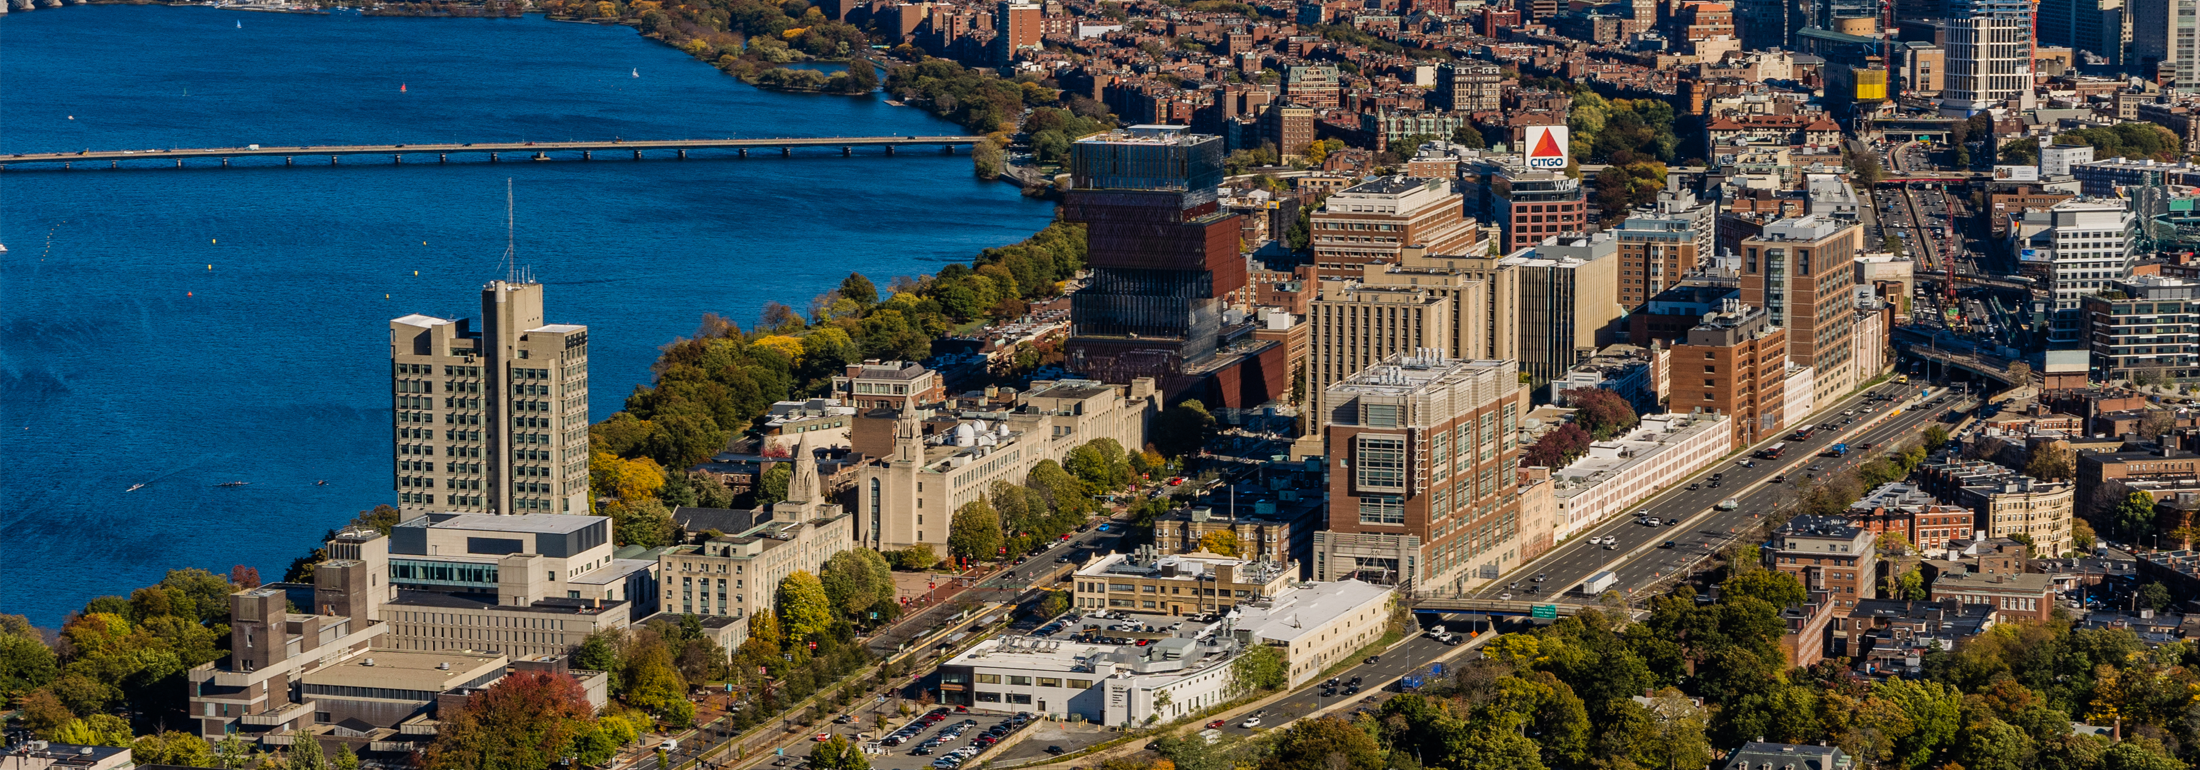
661,739 -> 680,752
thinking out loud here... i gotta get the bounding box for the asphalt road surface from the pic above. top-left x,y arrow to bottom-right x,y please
1467,379 -> 1971,602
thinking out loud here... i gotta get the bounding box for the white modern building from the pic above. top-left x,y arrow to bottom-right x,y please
2011,198 -> 2138,343
938,581 -> 1394,726
1943,0 -> 2037,113
1550,412 -> 1733,540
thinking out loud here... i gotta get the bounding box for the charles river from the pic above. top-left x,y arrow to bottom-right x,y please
0,5 -> 1054,625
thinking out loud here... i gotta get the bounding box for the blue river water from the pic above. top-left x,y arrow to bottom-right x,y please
0,5 -> 1053,625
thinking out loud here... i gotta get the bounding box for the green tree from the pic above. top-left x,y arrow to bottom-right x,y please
810,735 -> 871,770
49,714 -> 132,747
1152,399 -> 1217,459
1230,643 -> 1288,695
840,273 -> 878,306
756,463 -> 793,508
973,139 -> 1004,180
1721,567 -> 1807,608
288,732 -> 329,770
2139,582 -> 2172,611
607,498 -> 674,549
622,636 -> 694,727
135,732 -> 216,766
1259,716 -> 1383,770
2026,442 -> 2075,481
333,743 -> 361,770
819,549 -> 894,619
0,626 -> 58,696
948,499 -> 1005,562
573,715 -> 640,766
575,630 -> 625,693
2114,491 -> 2158,540
892,544 -> 939,570
777,570 -> 835,642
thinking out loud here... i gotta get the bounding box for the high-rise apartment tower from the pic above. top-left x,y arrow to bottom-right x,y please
390,279 -> 590,516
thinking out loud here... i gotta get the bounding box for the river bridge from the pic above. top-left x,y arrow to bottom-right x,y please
1,135 -> 990,169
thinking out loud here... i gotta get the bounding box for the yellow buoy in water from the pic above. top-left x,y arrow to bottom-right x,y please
414,271 -> 419,276
211,239 -> 217,244
207,264 -> 213,271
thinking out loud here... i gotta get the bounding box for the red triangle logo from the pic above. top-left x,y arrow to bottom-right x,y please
1531,129 -> 1563,159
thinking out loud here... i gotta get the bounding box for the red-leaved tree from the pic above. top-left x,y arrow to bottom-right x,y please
419,671 -> 595,770
1561,387 -> 1640,440
228,565 -> 261,590
1524,423 -> 1593,468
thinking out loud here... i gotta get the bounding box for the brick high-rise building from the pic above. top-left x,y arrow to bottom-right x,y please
1740,216 -> 1861,407
1670,299 -> 1790,448
1494,169 -> 1588,253
1613,215 -> 1702,310
1062,126 -> 1283,406
1314,353 -> 1524,592
1310,176 -> 1480,279
994,0 -> 1042,62
390,279 -> 590,516
1259,102 -> 1316,159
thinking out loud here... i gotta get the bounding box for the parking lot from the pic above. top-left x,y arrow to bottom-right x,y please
777,705 -> 1113,770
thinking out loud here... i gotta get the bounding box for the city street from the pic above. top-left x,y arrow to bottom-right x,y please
1466,378 -> 1969,601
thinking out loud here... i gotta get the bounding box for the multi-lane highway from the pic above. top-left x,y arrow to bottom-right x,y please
1465,378 -> 1969,602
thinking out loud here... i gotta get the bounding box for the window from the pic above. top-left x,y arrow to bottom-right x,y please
1363,402 -> 1401,428
1142,601 -> 1157,608
1008,694 -> 1033,705
1067,679 -> 1093,689
976,692 -> 1002,703
1038,678 -> 1062,687
1008,675 -> 1032,686
1355,435 -> 1407,492
977,674 -> 1002,684
1360,495 -> 1405,525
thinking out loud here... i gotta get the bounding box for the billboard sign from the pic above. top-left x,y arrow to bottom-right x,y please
1525,125 -> 1570,170
1993,165 -> 2040,182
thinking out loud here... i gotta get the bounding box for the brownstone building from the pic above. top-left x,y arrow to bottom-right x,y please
1670,300 -> 1789,448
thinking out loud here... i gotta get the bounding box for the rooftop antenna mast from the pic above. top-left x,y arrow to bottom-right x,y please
500,178 -> 529,284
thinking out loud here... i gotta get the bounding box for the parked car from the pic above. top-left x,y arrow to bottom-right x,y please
1241,717 -> 1263,728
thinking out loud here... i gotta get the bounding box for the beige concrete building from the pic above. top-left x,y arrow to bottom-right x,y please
1740,217 -> 1862,406
1503,234 -> 1625,386
389,279 -> 589,516
853,378 -> 1157,552
1307,246 -> 1524,406
1310,177 -> 1480,279
656,447 -> 854,649
1070,549 -> 1296,614
1309,281 -> 1455,402
186,588 -> 387,743
1316,352 -> 1526,593
336,513 -> 651,658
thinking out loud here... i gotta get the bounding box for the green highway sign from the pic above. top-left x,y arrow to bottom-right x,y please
1532,604 -> 1558,619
